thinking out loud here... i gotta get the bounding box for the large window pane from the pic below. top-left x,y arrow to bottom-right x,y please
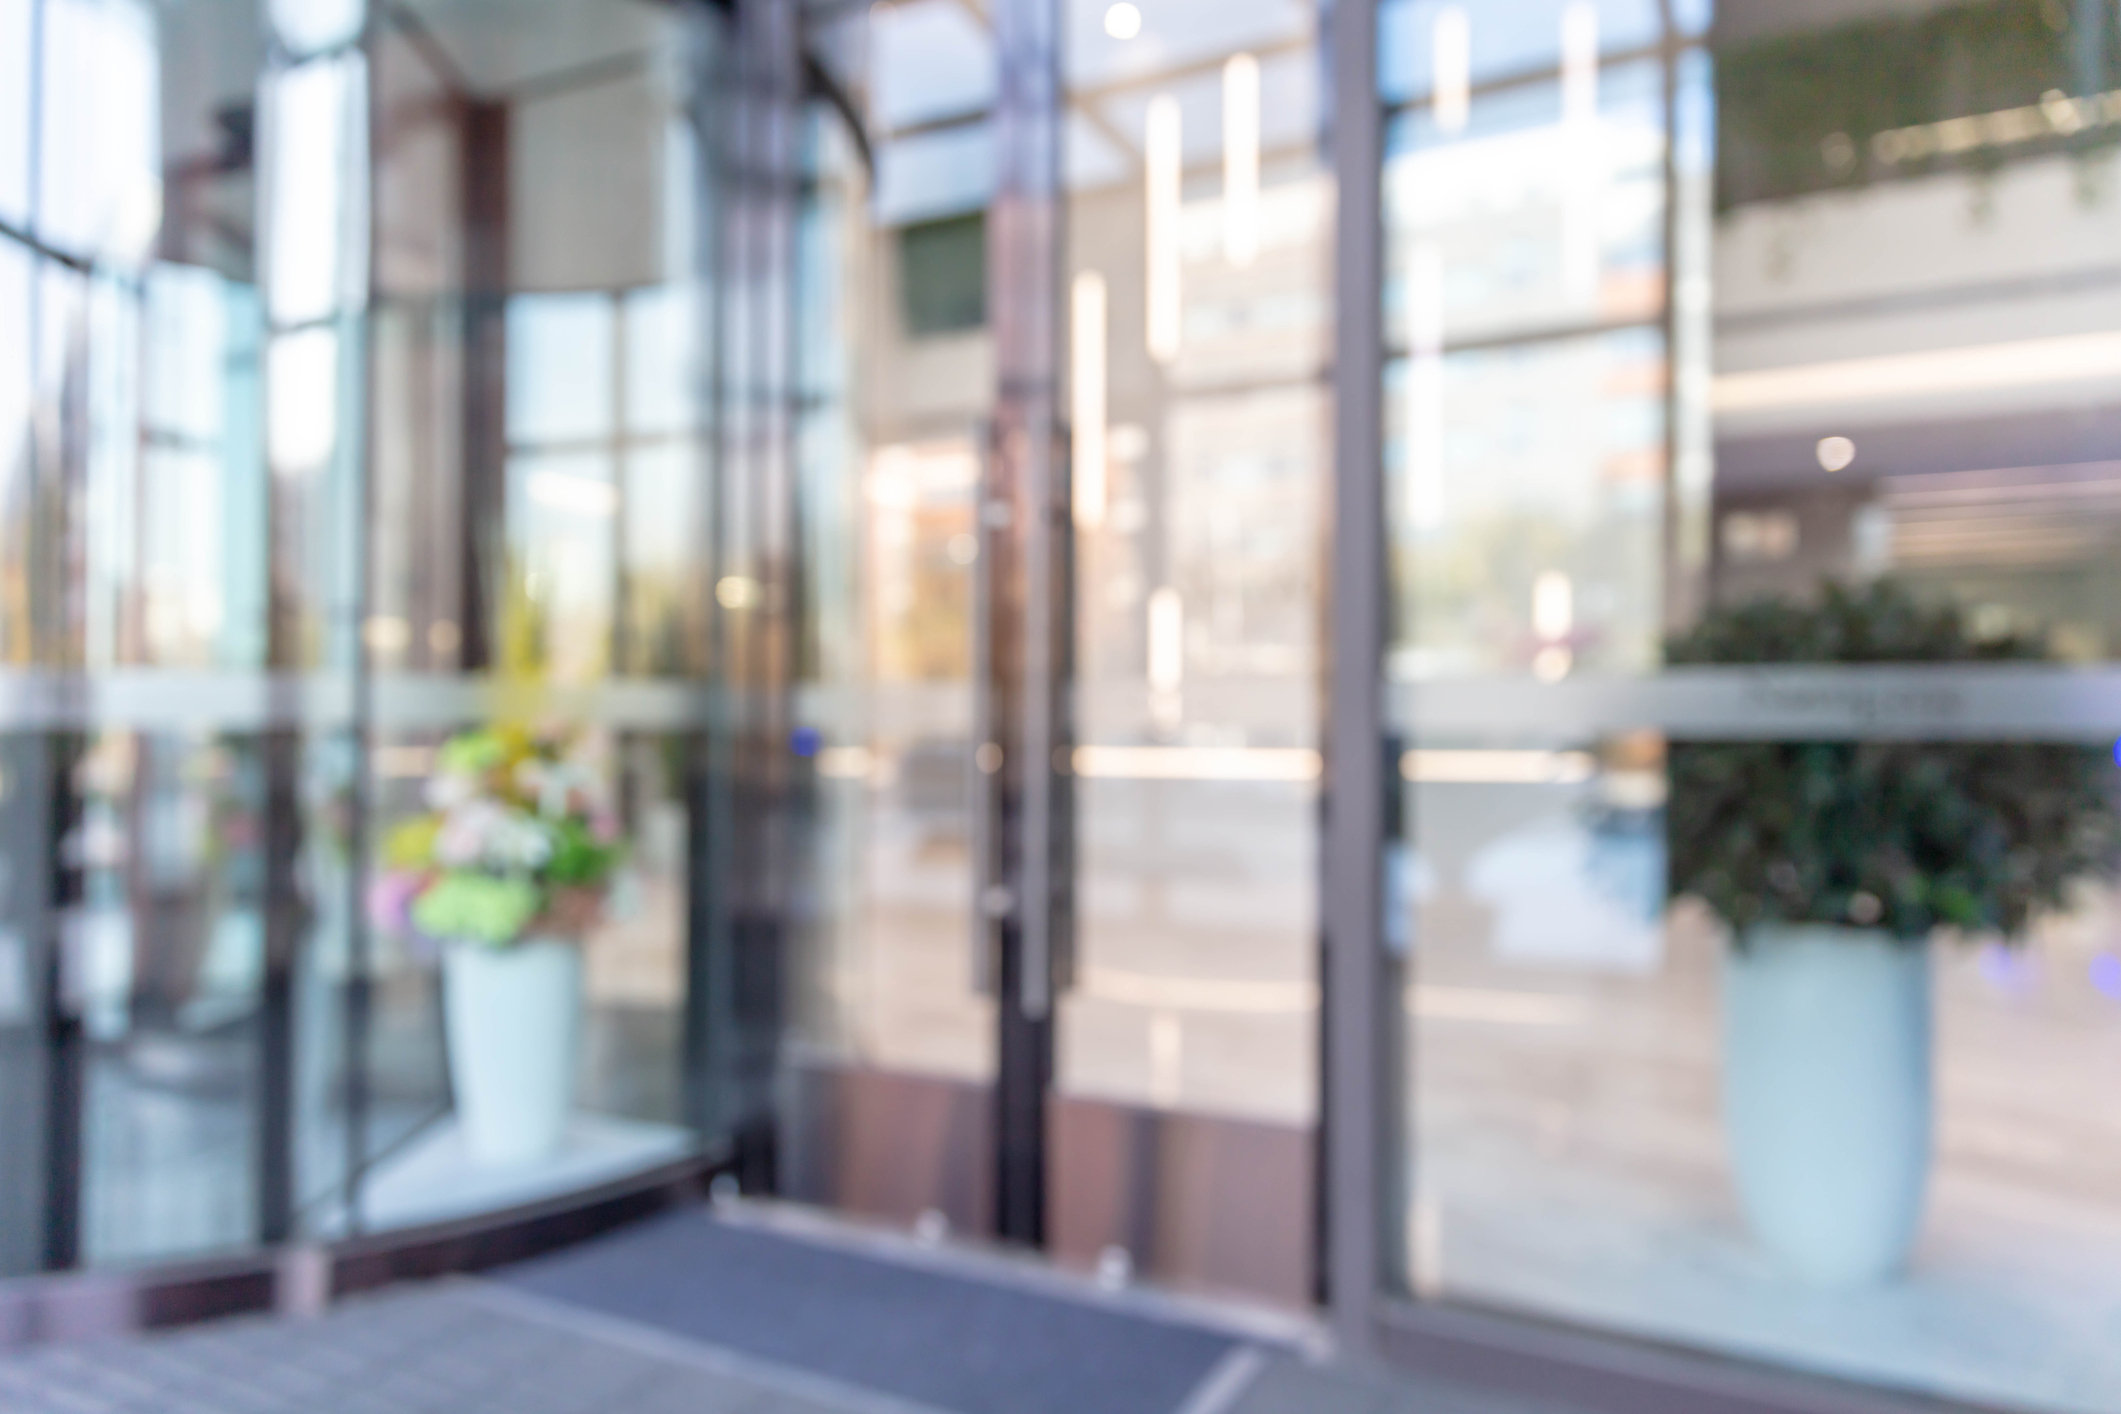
1049,0 -> 1326,1306
1389,5 -> 2121,1411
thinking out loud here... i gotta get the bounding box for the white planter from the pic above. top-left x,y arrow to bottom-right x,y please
443,936 -> 581,1166
1723,925 -> 1932,1285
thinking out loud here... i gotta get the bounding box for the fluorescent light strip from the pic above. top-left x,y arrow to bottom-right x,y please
1071,270 -> 1108,529
1222,54 -> 1259,269
1144,94 -> 1183,363
1147,587 -> 1183,694
1713,331 -> 2121,414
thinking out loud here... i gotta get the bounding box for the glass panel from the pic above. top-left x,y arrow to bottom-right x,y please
263,54 -> 361,328
507,293 -> 615,447
1051,0 -> 1325,1305
1391,5 -> 2121,1412
872,0 -> 995,133
619,439 -> 704,675
0,0 -> 29,228
0,0 -> 730,1266
784,86 -> 998,1231
1379,0 -> 1663,107
346,0 -> 715,1233
1388,328 -> 1666,679
37,0 -> 160,266
0,238 -> 29,667
269,0 -> 363,57
77,729 -> 266,1265
1383,56 -> 1667,349
508,448 -> 618,682
622,284 -> 697,437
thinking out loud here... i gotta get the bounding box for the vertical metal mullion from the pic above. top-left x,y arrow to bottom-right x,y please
39,731 -> 84,1272
25,0 -> 91,1275
255,724 -> 299,1245
1655,0 -> 1690,633
985,0 -> 1067,1248
692,0 -> 797,1188
348,27 -> 381,1237
611,290 -> 630,675
458,97 -> 509,676
1323,0 -> 1388,1353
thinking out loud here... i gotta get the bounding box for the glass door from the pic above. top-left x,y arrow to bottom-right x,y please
779,7 -> 1001,1235
1045,0 -> 1329,1305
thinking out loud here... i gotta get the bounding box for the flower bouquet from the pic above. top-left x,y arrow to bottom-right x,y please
376,726 -> 622,948
375,726 -> 623,1165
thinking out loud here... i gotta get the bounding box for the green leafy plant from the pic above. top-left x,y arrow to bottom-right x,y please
1665,581 -> 2118,944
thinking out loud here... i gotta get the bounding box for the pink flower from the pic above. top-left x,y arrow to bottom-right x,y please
367,870 -> 427,934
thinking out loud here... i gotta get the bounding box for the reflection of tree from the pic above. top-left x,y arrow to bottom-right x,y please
498,551 -> 555,679
1394,507 -> 1666,676
873,503 -> 972,682
1718,0 -> 2119,210
623,565 -> 706,676
0,446 -> 32,661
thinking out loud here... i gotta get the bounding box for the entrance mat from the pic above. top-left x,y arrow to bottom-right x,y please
494,1207 -> 1246,1414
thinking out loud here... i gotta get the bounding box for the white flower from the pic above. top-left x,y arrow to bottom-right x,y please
425,770 -> 477,811
493,812 -> 557,870
435,799 -> 556,872
434,799 -> 504,867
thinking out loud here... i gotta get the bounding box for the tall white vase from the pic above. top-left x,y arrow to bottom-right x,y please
1723,925 -> 1932,1285
443,937 -> 581,1166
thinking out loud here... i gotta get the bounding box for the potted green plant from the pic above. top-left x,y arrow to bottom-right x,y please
1666,581 -> 2117,1284
374,726 -> 622,1167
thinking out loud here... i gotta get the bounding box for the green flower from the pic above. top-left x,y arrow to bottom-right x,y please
411,871 -> 542,946
437,729 -> 507,777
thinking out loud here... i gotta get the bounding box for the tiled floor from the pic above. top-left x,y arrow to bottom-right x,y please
0,1269 -> 1592,1414
0,1285 -> 916,1414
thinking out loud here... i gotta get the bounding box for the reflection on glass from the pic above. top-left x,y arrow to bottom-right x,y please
38,0 -> 160,266
0,0 -> 31,227
269,0 -> 362,57
1392,5 -> 2121,1411
1052,0 -> 1324,1307
76,730 -> 267,1265
263,55 -> 362,328
0,0 -> 718,1268
1390,330 -> 1666,679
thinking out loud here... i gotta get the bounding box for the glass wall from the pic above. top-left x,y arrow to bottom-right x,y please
0,0 -> 281,1271
353,0 -> 717,1230
1385,2 -> 2121,1410
0,0 -> 735,1271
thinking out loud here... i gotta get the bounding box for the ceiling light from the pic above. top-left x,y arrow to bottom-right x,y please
1816,435 -> 1857,472
1104,2 -> 1141,39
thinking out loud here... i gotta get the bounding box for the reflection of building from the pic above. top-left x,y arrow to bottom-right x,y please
8,3 -> 2121,1414
1710,4 -> 2121,655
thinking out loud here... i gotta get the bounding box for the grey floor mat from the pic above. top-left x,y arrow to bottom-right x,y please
495,1207 -> 1248,1414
